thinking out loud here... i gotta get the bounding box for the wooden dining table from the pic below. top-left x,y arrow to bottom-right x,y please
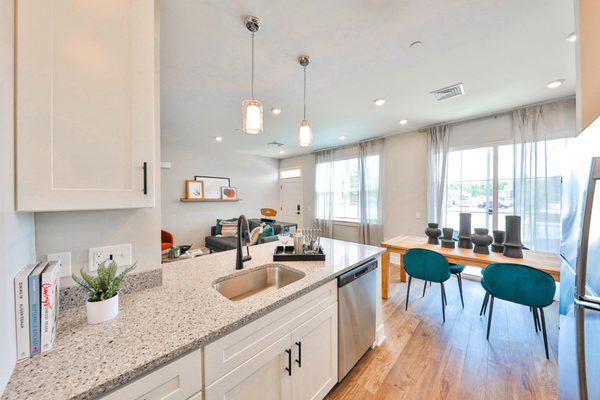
380,235 -> 561,299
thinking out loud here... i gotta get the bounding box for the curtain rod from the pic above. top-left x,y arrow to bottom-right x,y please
417,95 -> 575,132
310,135 -> 386,155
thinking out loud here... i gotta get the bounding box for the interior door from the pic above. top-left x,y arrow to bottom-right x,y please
291,303 -> 338,400
280,178 -> 303,226
16,0 -> 156,211
204,334 -> 292,400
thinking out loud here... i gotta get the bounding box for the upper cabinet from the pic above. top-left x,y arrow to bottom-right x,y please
16,0 -> 157,211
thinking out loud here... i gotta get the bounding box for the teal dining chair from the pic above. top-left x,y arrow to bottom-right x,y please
404,248 -> 453,322
479,263 -> 556,359
423,263 -> 466,308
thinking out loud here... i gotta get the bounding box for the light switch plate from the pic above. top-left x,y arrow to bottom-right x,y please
415,211 -> 421,219
88,244 -> 132,271
47,252 -> 71,277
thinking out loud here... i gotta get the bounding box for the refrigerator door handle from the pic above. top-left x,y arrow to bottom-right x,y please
576,157 -> 600,298
575,295 -> 600,311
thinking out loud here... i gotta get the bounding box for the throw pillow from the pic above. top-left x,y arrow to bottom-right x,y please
259,225 -> 274,238
215,218 -> 237,235
248,226 -> 264,245
220,220 -> 238,237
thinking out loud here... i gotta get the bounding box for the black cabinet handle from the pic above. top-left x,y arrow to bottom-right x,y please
143,162 -> 148,195
295,341 -> 302,367
285,348 -> 292,376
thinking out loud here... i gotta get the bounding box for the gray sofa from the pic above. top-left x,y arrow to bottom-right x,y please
205,219 -> 297,253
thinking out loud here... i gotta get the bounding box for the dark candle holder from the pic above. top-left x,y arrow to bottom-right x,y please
441,227 -> 455,248
425,223 -> 442,245
503,216 -> 524,258
458,213 -> 473,249
491,230 -> 505,253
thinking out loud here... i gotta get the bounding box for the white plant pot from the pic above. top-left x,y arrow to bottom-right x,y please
86,293 -> 119,324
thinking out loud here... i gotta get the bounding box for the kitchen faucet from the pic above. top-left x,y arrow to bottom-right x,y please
236,215 -> 252,269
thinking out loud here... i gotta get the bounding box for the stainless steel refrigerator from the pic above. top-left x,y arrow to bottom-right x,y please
558,115 -> 600,399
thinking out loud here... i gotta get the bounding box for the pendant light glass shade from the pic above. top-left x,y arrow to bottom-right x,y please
298,120 -> 312,147
242,98 -> 263,134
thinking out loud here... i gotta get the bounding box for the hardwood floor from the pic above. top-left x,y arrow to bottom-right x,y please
327,267 -> 558,400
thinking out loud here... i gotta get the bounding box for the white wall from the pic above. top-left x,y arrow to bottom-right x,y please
161,137 -> 280,248
33,5 -> 162,285
0,0 -> 36,392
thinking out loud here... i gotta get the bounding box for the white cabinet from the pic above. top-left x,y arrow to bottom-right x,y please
205,303 -> 338,400
291,304 -> 338,400
16,0 -> 157,211
204,334 -> 292,400
101,349 -> 202,400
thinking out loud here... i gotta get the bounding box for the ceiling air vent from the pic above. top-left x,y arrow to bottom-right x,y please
431,83 -> 464,101
267,141 -> 284,147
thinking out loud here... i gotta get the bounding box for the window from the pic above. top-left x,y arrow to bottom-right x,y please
280,168 -> 301,179
315,155 -> 379,222
442,138 -> 570,252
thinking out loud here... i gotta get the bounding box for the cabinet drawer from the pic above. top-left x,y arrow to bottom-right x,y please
101,349 -> 202,400
204,280 -> 337,385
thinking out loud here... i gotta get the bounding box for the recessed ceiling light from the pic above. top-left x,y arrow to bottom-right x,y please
399,119 -> 408,125
566,32 -> 577,42
271,107 -> 281,115
374,98 -> 386,106
339,134 -> 347,140
279,150 -> 285,154
546,79 -> 565,89
215,136 -> 223,142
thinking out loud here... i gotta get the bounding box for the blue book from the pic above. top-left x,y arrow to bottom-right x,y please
28,261 -> 48,356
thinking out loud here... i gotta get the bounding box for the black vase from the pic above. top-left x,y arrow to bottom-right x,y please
425,223 -> 442,245
491,230 -> 505,253
441,227 -> 455,248
458,213 -> 473,249
472,228 -> 493,254
503,216 -> 523,258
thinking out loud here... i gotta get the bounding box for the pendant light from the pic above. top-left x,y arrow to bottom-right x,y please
298,55 -> 312,147
242,16 -> 263,135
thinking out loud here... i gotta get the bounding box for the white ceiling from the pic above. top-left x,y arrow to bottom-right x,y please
160,0 -> 576,159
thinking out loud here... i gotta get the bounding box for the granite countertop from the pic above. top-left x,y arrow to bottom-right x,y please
2,238 -> 384,400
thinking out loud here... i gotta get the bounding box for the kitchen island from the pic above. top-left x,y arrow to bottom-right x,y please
2,238 -> 385,400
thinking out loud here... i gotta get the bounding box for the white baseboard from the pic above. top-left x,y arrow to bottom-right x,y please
373,323 -> 386,348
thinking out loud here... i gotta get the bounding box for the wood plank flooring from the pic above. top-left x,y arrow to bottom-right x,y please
326,267 -> 558,400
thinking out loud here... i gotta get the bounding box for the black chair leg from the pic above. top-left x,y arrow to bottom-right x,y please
480,292 -> 489,316
405,276 -> 412,311
440,282 -> 446,322
535,308 -> 542,332
422,281 -> 428,297
532,307 -> 539,333
486,296 -> 495,340
539,307 -> 550,359
442,283 -> 447,306
457,273 -> 464,308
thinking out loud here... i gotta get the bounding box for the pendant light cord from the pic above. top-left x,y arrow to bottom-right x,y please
303,66 -> 307,119
251,32 -> 255,99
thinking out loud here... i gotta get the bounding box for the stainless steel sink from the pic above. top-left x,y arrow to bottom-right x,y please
213,264 -> 305,301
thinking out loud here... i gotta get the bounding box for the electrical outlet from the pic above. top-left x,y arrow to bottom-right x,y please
415,211 -> 421,220
47,252 -> 71,277
88,244 -> 132,271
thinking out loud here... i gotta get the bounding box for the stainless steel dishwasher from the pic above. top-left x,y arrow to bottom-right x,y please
337,258 -> 377,382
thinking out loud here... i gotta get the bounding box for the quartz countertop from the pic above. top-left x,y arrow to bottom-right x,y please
2,238 -> 384,400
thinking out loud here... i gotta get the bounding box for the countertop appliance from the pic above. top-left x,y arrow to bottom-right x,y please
558,116 -> 600,399
337,258 -> 377,382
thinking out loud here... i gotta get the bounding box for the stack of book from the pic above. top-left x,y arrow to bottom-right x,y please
14,260 -> 61,359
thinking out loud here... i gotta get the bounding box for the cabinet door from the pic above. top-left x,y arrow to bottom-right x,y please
291,303 -> 338,400
205,334 -> 292,400
16,0 -> 156,211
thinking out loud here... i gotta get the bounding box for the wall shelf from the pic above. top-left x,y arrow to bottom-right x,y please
180,198 -> 241,203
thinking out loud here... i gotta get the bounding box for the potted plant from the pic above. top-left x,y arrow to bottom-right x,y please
72,260 -> 136,324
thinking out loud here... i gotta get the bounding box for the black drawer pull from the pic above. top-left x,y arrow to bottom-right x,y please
285,348 -> 292,376
295,341 -> 302,367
